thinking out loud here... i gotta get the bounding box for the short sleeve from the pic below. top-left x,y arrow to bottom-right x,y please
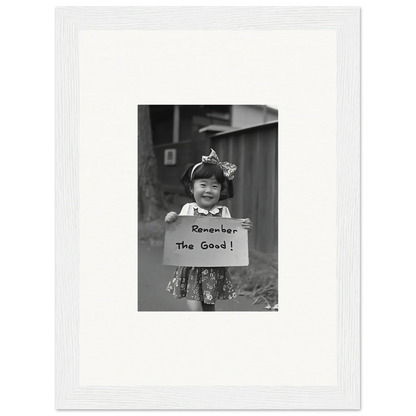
179,203 -> 193,215
221,206 -> 232,218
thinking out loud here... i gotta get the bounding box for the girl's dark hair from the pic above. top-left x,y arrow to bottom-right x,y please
181,162 -> 234,201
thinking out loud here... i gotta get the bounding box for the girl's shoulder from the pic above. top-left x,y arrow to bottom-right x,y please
178,202 -> 195,216
220,206 -> 231,218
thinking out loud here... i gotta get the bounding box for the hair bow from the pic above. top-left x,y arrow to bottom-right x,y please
196,148 -> 237,180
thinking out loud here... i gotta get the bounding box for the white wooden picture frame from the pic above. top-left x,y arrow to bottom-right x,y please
51,3 -> 365,414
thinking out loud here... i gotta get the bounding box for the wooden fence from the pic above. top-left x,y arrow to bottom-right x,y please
211,121 -> 278,254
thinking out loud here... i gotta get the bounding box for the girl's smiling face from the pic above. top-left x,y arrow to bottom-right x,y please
191,176 -> 221,210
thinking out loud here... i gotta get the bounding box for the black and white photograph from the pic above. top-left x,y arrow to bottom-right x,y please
138,105 -> 278,311
50,6 -> 365,410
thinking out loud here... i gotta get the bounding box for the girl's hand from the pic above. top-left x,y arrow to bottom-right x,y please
241,218 -> 253,232
165,211 -> 178,223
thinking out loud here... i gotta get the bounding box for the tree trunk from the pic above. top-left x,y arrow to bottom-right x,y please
138,105 -> 167,222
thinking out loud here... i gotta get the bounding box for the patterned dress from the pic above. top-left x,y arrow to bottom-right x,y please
166,203 -> 237,305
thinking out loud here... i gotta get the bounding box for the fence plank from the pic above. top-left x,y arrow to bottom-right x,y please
256,131 -> 267,252
263,129 -> 276,253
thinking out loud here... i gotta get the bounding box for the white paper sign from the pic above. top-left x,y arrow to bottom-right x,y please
163,216 -> 249,267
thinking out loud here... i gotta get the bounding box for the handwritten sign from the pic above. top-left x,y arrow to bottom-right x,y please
163,216 -> 249,267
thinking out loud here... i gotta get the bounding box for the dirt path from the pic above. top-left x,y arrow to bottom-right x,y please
138,240 -> 264,312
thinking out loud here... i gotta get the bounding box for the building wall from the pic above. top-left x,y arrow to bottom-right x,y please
153,140 -> 210,194
149,105 -> 278,145
150,105 -> 231,145
231,105 -> 278,128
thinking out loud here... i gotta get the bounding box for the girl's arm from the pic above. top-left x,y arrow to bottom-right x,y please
165,203 -> 193,223
222,206 -> 252,232
165,211 -> 178,223
241,218 -> 253,232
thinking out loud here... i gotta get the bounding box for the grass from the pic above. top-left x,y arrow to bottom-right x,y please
229,249 -> 278,311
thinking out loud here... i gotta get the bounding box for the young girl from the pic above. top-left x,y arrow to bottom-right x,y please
165,148 -> 252,312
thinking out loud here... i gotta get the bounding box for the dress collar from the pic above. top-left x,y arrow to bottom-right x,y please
190,202 -> 221,215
